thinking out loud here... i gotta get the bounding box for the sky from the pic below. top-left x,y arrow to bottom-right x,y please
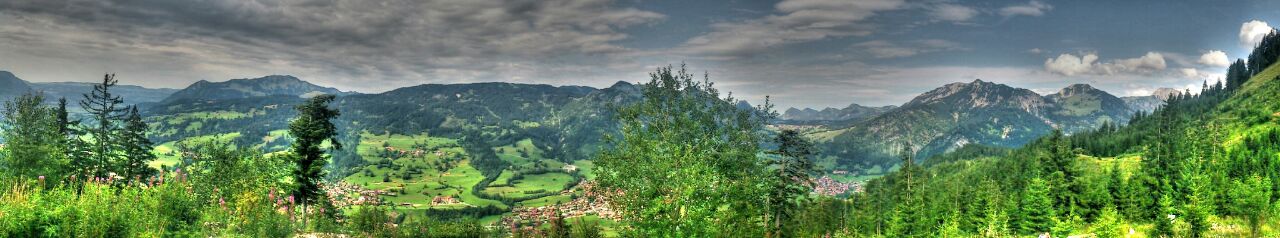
2,0 -> 1279,109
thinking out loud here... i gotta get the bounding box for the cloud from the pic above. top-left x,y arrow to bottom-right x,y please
0,0 -> 665,91
853,39 -> 965,58
999,0 -> 1052,17
1197,50 -> 1230,67
1240,20 -> 1273,48
1044,52 -> 1166,76
1027,48 -> 1044,54
929,4 -> 979,22
680,0 -> 906,57
1044,53 -> 1099,76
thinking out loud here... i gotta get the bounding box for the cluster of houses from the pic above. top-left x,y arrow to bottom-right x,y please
811,175 -> 863,196
430,195 -> 460,206
324,182 -> 386,208
501,181 -> 619,229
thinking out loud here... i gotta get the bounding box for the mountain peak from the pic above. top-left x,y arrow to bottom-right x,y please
239,75 -> 301,82
1053,84 -> 1104,98
1152,88 -> 1182,101
907,79 -> 1041,109
160,75 -> 342,104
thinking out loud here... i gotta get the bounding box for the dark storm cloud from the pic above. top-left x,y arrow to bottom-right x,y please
2,0 -> 1276,109
0,0 -> 665,91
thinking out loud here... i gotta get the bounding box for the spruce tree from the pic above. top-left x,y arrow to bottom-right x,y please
57,97 -> 93,180
289,94 -> 341,227
120,106 -> 156,183
767,129 -> 816,237
79,74 -> 125,178
1018,177 -> 1054,234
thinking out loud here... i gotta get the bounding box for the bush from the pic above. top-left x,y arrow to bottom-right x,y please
348,205 -> 394,237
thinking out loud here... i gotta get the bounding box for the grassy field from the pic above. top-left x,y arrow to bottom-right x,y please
482,172 -> 574,200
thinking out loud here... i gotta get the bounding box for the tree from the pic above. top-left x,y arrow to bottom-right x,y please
79,74 -> 125,178
120,106 -> 156,183
936,213 -> 966,238
1018,177 -> 1054,234
1228,176 -> 1271,236
57,97 -> 93,180
1093,207 -> 1123,238
767,129 -> 816,237
889,142 -> 927,237
1151,194 -> 1174,238
0,93 -> 68,180
595,65 -> 773,236
288,94 -> 342,227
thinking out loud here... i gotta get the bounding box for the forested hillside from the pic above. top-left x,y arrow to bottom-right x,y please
838,29 -> 1280,237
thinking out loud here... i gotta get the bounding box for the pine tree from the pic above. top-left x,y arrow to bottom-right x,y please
120,106 -> 156,183
937,212 -> 965,238
1228,176 -> 1271,236
1018,177 -> 1054,234
892,142 -> 927,237
1093,207 -> 1123,238
57,98 -> 93,180
79,74 -> 125,178
1151,194 -> 1174,238
767,129 -> 816,237
289,94 -> 342,227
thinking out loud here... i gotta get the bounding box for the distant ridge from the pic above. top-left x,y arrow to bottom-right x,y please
159,75 -> 345,104
0,71 -> 34,101
817,79 -> 1139,168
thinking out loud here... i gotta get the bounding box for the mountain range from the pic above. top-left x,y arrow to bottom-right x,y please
813,79 -> 1177,172
0,71 -> 178,109
780,104 -> 897,123
1,70 -> 1180,175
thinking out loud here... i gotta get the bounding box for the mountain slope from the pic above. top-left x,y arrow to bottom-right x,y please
30,82 -> 178,105
1044,84 -> 1132,132
0,71 -> 33,101
159,75 -> 344,104
817,79 -> 1136,171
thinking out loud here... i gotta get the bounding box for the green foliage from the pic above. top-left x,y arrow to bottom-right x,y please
571,217 -> 604,238
121,106 -> 157,183
395,216 -> 493,238
0,92 -> 68,180
289,94 -> 341,227
767,129 -> 817,236
348,205 -> 394,237
1018,177 -> 1054,234
596,65 -> 773,236
1092,207 -> 1123,238
179,142 -> 291,205
1228,175 -> 1271,236
79,74 -> 126,178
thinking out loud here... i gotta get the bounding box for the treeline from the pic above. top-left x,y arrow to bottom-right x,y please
1,74 -> 156,184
